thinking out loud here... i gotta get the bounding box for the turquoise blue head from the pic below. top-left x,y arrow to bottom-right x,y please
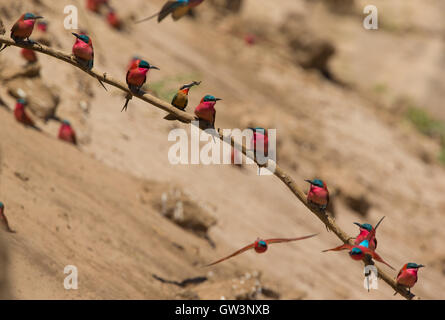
407,263 -> 425,269
354,222 -> 373,232
0,202 -> 4,209
305,179 -> 325,188
202,95 -> 222,103
138,60 -> 159,70
72,33 -> 90,44
17,98 -> 27,105
24,13 -> 43,20
62,120 -> 71,126
350,247 -> 363,256
258,240 -> 267,247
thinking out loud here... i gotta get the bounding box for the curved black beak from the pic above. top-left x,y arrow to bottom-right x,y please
72,32 -> 80,39
33,16 -> 44,20
353,222 -> 362,228
418,264 -> 425,268
305,179 -> 313,184
215,98 -> 222,101
150,65 -> 160,70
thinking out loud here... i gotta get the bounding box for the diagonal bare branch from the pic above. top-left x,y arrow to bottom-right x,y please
0,35 -> 414,299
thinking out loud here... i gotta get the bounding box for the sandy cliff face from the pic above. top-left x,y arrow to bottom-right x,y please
0,0 -> 444,299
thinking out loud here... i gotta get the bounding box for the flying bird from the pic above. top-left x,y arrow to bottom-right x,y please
353,216 -> 385,250
58,120 -> 77,145
0,202 -> 15,233
322,237 -> 395,270
14,99 -> 35,127
194,95 -> 222,129
394,263 -> 424,295
205,234 -> 318,267
122,59 -> 159,112
136,0 -> 205,24
164,81 -> 201,122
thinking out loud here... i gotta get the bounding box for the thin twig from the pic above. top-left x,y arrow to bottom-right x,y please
0,35 -> 414,299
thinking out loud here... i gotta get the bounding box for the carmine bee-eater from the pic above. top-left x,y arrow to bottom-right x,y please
194,95 -> 222,129
394,263 -> 424,295
353,216 -> 385,250
136,0 -> 205,23
205,234 -> 318,267
20,48 -> 38,63
0,13 -> 43,52
106,10 -> 122,30
164,81 -> 201,122
14,98 -> 35,127
127,56 -> 141,70
10,13 -> 43,42
58,120 -> 77,145
71,32 -> 107,90
305,179 -> 329,212
323,226 -> 395,270
122,60 -> 160,112
0,202 -> 15,233
36,20 -> 48,33
86,0 -> 110,13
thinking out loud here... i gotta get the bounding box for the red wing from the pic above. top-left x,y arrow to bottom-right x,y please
396,264 -> 407,279
266,233 -> 318,244
361,247 -> 395,270
11,21 -> 19,34
205,242 -> 255,267
322,244 -> 352,252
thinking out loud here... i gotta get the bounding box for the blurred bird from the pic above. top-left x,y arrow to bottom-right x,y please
72,33 -> 107,90
14,99 -> 35,127
0,202 -> 15,233
1,13 -> 43,52
36,20 -> 48,33
106,10 -> 122,30
58,120 -> 77,145
20,48 -> 38,64
194,95 -> 222,129
136,0 -> 205,24
86,0 -> 110,13
122,60 -> 159,112
395,263 -> 424,295
206,234 -> 318,267
127,56 -> 141,70
164,81 -> 201,122
353,216 -> 385,250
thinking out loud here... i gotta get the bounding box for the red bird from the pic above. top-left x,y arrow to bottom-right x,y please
0,202 -> 15,233
14,99 -> 35,127
10,13 -> 43,42
305,179 -> 329,211
353,216 -> 385,250
21,48 -> 38,63
58,120 -> 77,145
194,95 -> 222,128
107,10 -> 122,30
205,234 -> 318,267
395,263 -> 424,295
36,21 -> 48,33
72,33 -> 94,69
86,0 -> 110,13
122,59 -> 159,112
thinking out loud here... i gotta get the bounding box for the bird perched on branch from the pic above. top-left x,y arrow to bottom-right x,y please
58,120 -> 77,145
122,60 -> 159,112
394,263 -> 424,295
323,226 -> 395,270
305,179 -> 329,212
136,0 -> 205,24
353,216 -> 385,250
194,95 -> 222,129
71,32 -> 107,90
14,98 -> 35,128
0,13 -> 43,52
20,48 -> 38,64
164,81 -> 201,122
0,202 -> 15,233
205,234 -> 318,267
